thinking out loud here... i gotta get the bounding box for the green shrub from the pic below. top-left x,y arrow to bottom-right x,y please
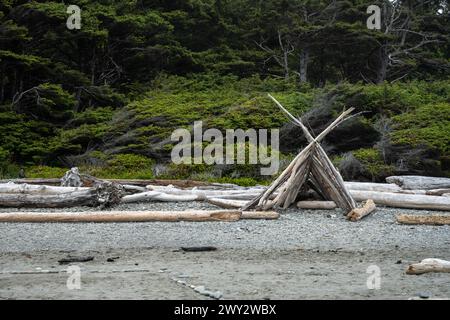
26,166 -> 68,178
86,154 -> 155,179
391,102 -> 450,155
352,148 -> 395,181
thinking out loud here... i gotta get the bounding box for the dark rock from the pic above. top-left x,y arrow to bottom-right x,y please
58,256 -> 94,265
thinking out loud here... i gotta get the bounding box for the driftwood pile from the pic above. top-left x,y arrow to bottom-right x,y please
243,95 -> 357,213
0,171 -> 449,223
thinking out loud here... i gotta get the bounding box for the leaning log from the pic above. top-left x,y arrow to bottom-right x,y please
406,259 -> 450,275
346,199 -> 376,221
396,214 -> 450,226
206,198 -> 247,209
349,190 -> 450,211
0,210 -> 242,222
386,175 -> 450,190
296,201 -> 337,209
0,190 -> 98,208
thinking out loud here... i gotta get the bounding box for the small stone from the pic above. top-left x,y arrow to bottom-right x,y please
210,291 -> 223,299
396,260 -> 402,264
194,285 -> 207,294
418,292 -> 431,299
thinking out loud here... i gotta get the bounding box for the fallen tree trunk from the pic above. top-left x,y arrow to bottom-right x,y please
206,198 -> 247,209
346,199 -> 376,221
406,258 -> 450,275
296,201 -> 336,209
0,190 -> 98,208
121,191 -> 203,203
0,178 -> 215,188
386,175 -> 450,190
426,188 -> 450,196
0,183 -> 90,194
0,178 -> 61,185
0,210 -> 279,222
0,210 -> 242,222
344,182 -> 401,193
396,214 -> 450,226
349,190 -> 450,211
147,185 -> 263,196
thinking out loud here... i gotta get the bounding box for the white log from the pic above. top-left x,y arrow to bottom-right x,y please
146,185 -> 263,196
0,190 -> 97,208
344,182 -> 402,193
406,258 -> 450,275
121,191 -> 203,203
0,183 -> 90,194
349,190 -> 450,211
396,214 -> 450,225
386,175 -> 450,190
346,199 -> 376,221
426,189 -> 450,196
296,201 -> 337,209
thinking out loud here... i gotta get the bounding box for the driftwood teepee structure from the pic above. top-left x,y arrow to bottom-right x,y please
243,94 -> 357,212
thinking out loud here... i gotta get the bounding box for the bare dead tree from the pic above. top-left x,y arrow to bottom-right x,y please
371,0 -> 443,83
256,30 -> 294,80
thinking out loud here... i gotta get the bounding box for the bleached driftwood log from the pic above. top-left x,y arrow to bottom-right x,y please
349,190 -> 450,211
147,185 -> 262,195
344,182 -> 401,193
346,199 -> 376,221
0,210 -> 242,222
0,210 -> 279,222
386,175 -> 450,190
121,191 -> 203,203
406,259 -> 450,275
0,178 -> 217,188
0,178 -> 61,185
426,189 -> 450,196
296,201 -> 337,209
61,167 -> 83,187
0,190 -> 98,208
0,183 -> 90,194
396,214 -> 450,225
206,198 -> 248,209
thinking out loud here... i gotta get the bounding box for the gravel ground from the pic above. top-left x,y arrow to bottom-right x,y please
0,202 -> 449,299
0,202 -> 449,252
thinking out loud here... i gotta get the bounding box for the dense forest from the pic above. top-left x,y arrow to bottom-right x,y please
0,0 -> 449,184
